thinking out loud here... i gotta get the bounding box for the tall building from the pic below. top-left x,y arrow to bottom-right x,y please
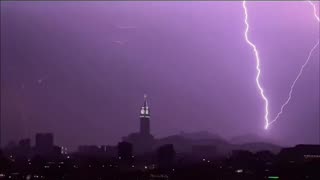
157,144 -> 176,169
123,94 -> 155,154
35,133 -> 57,156
140,94 -> 150,135
36,133 -> 54,149
16,139 -> 32,157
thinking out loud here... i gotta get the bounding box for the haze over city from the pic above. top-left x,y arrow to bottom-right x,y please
1,1 -> 319,150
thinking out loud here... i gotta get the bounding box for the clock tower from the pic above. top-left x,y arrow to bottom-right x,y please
140,94 -> 150,135
122,94 -> 155,153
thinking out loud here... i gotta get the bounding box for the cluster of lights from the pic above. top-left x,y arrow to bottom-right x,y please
202,158 -> 212,163
61,146 -> 68,155
0,173 -> 45,180
304,154 -> 320,159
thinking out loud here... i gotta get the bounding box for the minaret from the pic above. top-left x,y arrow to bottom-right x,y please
140,94 -> 150,135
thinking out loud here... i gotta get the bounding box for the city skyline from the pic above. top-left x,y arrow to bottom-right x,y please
1,1 -> 319,150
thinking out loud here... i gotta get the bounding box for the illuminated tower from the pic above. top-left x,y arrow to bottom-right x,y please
140,94 -> 150,135
122,94 -> 155,153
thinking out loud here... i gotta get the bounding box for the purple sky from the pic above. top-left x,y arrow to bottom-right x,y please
1,1 -> 319,150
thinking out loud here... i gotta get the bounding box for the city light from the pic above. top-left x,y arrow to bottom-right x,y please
268,176 -> 280,179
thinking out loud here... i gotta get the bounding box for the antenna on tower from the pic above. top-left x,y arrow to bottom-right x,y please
143,94 -> 148,108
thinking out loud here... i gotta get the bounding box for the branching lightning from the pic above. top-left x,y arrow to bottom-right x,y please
242,1 -> 270,130
242,0 -> 320,129
269,1 -> 320,126
270,42 -> 319,125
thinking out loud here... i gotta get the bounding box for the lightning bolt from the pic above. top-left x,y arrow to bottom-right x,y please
308,0 -> 320,22
269,1 -> 320,126
242,1 -> 270,130
242,0 -> 319,129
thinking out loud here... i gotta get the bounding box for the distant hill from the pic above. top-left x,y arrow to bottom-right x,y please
234,142 -> 282,153
154,135 -> 193,153
179,131 -> 223,141
230,133 -> 272,144
154,131 -> 282,155
230,133 -> 283,149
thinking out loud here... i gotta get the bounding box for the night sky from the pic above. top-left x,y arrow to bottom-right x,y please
1,1 -> 319,150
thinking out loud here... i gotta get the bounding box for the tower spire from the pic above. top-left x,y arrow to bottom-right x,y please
143,94 -> 148,108
140,94 -> 150,135
140,94 -> 150,118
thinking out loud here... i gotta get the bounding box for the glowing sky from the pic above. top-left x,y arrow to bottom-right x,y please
1,1 -> 319,149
